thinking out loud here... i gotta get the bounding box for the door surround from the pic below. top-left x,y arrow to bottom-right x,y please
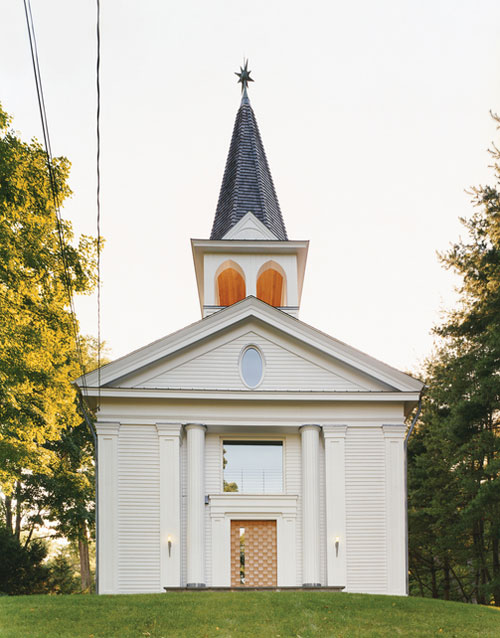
209,494 -> 298,587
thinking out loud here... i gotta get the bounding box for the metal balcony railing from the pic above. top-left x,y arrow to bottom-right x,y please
223,469 -> 282,494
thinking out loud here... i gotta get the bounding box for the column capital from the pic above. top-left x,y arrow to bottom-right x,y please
299,424 -> 321,434
95,421 -> 120,436
322,424 -> 347,438
382,424 -> 407,439
184,423 -> 207,432
156,422 -> 183,437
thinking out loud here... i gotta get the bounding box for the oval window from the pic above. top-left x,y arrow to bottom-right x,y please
241,347 -> 263,388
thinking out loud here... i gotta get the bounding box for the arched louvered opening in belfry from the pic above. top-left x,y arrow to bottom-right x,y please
257,261 -> 286,307
216,260 -> 246,306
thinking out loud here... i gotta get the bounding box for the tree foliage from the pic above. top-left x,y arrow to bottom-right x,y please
408,113 -> 500,605
0,336 -> 109,592
0,102 -> 96,492
0,526 -> 49,595
0,103 -> 100,592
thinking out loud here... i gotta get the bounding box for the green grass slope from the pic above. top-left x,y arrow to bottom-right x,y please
0,591 -> 499,638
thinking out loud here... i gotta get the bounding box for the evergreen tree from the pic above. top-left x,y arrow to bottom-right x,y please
408,113 -> 500,605
0,527 -> 49,595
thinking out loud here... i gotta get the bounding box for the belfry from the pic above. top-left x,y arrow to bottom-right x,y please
193,63 -> 306,319
78,64 -> 423,595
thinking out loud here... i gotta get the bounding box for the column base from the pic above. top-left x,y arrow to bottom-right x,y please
186,583 -> 206,588
302,582 -> 322,588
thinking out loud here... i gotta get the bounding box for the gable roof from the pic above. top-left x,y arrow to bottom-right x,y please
76,296 -> 424,394
210,93 -> 288,241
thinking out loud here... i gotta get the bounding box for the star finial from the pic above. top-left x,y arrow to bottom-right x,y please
235,59 -> 254,94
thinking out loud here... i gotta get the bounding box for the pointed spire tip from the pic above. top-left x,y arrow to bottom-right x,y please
241,86 -> 250,105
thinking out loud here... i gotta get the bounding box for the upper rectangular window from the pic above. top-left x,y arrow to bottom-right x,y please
223,440 -> 283,494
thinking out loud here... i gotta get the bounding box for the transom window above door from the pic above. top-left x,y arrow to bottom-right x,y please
222,440 -> 283,494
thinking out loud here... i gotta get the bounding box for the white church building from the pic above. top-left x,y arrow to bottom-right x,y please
78,69 -> 423,595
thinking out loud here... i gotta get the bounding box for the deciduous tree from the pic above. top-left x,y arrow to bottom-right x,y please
0,102 -> 96,493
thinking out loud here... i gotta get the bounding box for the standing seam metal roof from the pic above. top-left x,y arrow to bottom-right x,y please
210,93 -> 288,240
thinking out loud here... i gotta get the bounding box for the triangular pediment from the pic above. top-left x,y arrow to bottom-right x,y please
118,327 -> 373,391
77,297 -> 423,395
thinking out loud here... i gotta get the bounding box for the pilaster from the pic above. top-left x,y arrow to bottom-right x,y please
383,424 -> 407,595
156,423 -> 182,588
95,421 -> 120,594
323,425 -> 347,588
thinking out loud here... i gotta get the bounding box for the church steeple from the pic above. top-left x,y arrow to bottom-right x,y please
192,65 -> 308,319
210,63 -> 287,241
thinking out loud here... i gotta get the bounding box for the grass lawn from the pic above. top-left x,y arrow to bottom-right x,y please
0,591 -> 499,638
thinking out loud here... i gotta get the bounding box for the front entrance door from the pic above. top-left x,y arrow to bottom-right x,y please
230,520 -> 277,587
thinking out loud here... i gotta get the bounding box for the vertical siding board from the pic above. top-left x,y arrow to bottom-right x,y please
345,427 -> 387,593
117,425 -> 160,593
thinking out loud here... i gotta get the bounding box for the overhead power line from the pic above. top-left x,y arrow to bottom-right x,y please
23,0 -> 103,593
23,0 -> 77,319
22,0 -> 102,408
96,0 -> 102,404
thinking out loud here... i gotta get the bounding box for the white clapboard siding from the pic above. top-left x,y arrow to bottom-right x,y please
284,433 -> 302,586
117,425 -> 160,593
345,427 -> 387,593
205,434 -> 221,586
138,332 -> 363,391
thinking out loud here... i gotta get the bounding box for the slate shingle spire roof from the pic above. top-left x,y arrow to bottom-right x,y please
210,91 -> 288,240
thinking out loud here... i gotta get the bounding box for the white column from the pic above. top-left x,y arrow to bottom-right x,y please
323,425 -> 347,588
300,424 -> 321,586
156,423 -> 182,588
383,424 -> 407,595
95,421 -> 120,594
185,423 -> 206,587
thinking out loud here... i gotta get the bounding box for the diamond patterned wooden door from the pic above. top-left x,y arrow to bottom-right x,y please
230,520 -> 277,587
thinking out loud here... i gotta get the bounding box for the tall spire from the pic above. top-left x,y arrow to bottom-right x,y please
210,64 -> 288,241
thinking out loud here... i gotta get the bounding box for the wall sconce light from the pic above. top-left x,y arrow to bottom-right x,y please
335,536 -> 340,558
167,535 -> 172,558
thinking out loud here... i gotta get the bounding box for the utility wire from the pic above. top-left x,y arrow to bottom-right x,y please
23,0 -> 98,409
23,1 -> 97,431
23,0 -> 101,593
96,0 -> 102,406
23,0 -> 86,377
94,2 -> 101,596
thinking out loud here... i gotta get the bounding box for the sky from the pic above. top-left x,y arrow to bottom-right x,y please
2,0 -> 500,375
